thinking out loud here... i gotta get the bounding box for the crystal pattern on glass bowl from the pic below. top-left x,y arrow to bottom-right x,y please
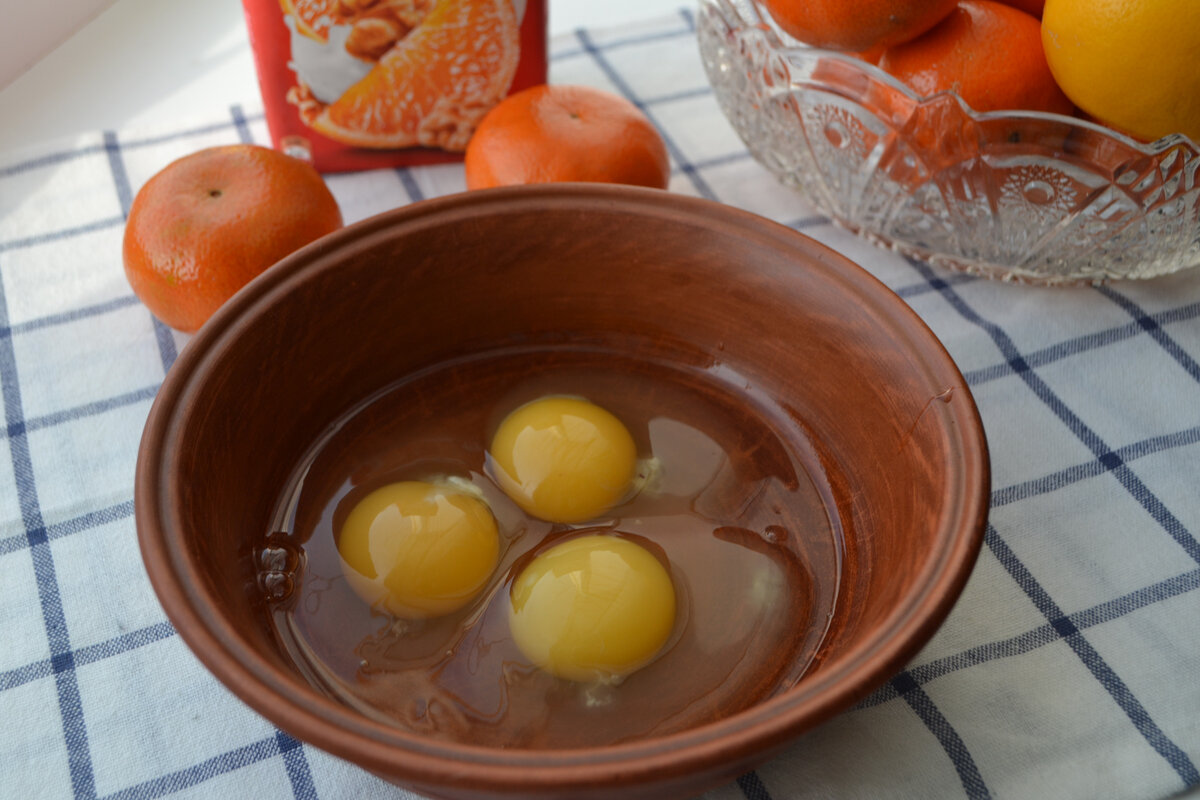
696,0 -> 1200,284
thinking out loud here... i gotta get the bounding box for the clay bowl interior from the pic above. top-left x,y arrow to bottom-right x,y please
136,184 -> 989,799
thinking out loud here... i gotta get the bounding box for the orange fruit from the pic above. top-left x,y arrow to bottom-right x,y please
123,144 -> 343,333
878,0 -> 1074,115
301,0 -> 520,150
994,0 -> 1044,17
463,85 -> 671,190
761,0 -> 958,52
852,43 -> 888,65
1042,0 -> 1200,142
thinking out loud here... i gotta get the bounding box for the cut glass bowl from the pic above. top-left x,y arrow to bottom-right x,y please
696,0 -> 1200,284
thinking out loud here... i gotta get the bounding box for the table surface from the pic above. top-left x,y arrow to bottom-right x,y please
2,2 -> 1199,800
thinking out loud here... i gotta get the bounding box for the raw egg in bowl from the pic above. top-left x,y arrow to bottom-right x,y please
135,184 -> 989,799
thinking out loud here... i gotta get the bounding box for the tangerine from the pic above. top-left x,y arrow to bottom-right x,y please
878,0 -> 1074,115
761,0 -> 958,52
463,84 -> 671,190
1042,0 -> 1200,142
293,0 -> 521,151
122,144 -> 343,333
995,0 -> 1044,17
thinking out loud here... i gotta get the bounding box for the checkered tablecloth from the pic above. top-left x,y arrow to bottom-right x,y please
2,9 -> 1199,800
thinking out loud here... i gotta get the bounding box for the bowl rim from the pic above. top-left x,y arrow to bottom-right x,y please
136,183 -> 990,793
709,0 -> 1200,156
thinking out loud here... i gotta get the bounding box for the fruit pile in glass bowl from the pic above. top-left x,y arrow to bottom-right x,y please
697,0 -> 1200,284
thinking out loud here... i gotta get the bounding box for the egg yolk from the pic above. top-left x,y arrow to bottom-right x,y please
337,481 -> 499,619
489,396 -> 638,523
508,535 -> 676,682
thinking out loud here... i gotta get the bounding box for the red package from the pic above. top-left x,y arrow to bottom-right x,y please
242,0 -> 547,172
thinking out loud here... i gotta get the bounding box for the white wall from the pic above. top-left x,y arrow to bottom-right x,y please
0,0 -> 116,88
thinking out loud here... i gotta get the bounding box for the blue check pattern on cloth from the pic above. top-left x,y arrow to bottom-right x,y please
2,10 -> 1199,800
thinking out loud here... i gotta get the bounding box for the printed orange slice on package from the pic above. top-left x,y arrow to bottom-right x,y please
243,0 -> 545,172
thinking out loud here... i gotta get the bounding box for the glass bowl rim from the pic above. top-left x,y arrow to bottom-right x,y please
719,0 -> 1200,159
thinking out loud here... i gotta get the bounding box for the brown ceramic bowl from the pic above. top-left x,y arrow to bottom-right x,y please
136,184 -> 989,799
